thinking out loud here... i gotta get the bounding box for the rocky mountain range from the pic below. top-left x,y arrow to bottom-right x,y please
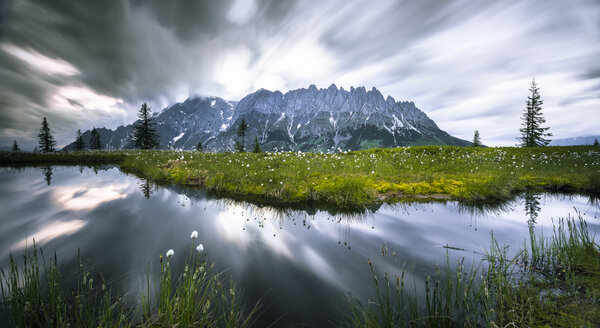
549,135 -> 600,146
64,84 -> 471,152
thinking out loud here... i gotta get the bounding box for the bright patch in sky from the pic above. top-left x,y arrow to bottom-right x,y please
227,0 -> 257,25
2,43 -> 79,76
51,86 -> 126,114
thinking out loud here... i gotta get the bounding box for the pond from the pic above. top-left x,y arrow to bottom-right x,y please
0,166 -> 599,327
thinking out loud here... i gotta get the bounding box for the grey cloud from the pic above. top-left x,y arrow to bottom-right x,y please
1,0 -> 599,149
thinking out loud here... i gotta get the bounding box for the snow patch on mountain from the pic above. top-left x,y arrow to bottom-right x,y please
172,132 -> 185,143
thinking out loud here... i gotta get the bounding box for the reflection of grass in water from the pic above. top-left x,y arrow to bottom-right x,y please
0,240 -> 259,327
2,146 -> 599,211
347,216 -> 600,327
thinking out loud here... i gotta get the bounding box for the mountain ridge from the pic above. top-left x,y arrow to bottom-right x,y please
549,135 -> 600,146
64,84 -> 471,152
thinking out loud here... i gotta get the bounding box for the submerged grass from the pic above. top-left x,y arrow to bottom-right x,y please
347,217 -> 600,327
0,239 -> 259,327
2,145 -> 599,210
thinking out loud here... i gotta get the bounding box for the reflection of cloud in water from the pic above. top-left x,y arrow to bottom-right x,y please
53,184 -> 128,211
214,203 -> 296,259
300,245 -> 341,288
12,220 -> 86,250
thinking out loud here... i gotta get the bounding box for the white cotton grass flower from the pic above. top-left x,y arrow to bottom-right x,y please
191,230 -> 198,240
196,244 -> 204,252
166,249 -> 174,259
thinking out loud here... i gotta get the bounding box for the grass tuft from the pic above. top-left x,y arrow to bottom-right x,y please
346,216 -> 600,327
0,240 -> 259,327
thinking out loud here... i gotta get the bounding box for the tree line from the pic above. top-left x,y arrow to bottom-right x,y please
30,102 -> 264,153
12,79 -> 597,152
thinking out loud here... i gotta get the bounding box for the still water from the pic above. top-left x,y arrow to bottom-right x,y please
0,166 -> 599,327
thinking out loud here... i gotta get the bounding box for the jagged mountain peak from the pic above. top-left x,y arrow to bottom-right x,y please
63,84 -> 470,152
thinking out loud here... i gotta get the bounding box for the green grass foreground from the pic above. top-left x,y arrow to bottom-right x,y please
0,239 -> 259,327
2,146 -> 600,210
347,218 -> 600,327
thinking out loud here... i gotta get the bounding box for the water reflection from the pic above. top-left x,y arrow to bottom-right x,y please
42,165 -> 52,185
139,179 -> 154,199
12,219 -> 86,250
53,183 -> 128,211
525,192 -> 542,227
1,166 -> 599,327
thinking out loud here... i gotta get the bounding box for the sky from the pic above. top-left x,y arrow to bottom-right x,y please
0,0 -> 599,149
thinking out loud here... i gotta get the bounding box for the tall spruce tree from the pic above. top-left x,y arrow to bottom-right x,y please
12,140 -> 19,152
594,138 -> 599,147
519,78 -> 552,147
196,141 -> 203,151
472,130 -> 481,147
38,117 -> 56,152
90,127 -> 102,150
133,102 -> 160,149
252,136 -> 261,153
74,129 -> 85,151
236,119 -> 248,152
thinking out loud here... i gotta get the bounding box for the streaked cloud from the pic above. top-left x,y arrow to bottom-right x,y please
0,0 -> 598,148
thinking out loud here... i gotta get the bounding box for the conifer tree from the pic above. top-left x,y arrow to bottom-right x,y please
518,78 -> 552,147
133,102 -> 160,149
74,129 -> 85,151
90,127 -> 102,150
38,117 -> 56,152
252,136 -> 261,153
472,130 -> 481,147
12,140 -> 19,152
196,141 -> 203,151
594,138 -> 599,147
236,119 -> 248,152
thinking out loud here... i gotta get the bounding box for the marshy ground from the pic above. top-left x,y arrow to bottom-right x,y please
2,145 -> 599,211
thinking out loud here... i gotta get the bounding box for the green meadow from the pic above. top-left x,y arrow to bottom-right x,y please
1,145 -> 599,211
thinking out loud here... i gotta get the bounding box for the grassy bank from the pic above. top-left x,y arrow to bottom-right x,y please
0,237 -> 259,327
347,217 -> 600,327
2,146 -> 599,210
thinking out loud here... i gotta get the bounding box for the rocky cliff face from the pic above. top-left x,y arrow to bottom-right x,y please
64,84 -> 470,152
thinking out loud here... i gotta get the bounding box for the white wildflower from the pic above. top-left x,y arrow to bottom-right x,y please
166,249 -> 174,259
190,231 -> 198,240
196,244 -> 204,252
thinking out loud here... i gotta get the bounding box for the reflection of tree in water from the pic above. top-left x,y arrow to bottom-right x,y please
42,165 -> 52,185
524,192 -> 541,227
139,179 -> 154,199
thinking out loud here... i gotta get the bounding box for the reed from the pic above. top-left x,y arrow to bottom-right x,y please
0,239 -> 259,327
346,216 -> 600,327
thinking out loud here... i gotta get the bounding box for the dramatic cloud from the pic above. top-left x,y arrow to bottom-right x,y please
1,0 -> 599,148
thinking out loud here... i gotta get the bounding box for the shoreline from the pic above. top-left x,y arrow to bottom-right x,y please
1,145 -> 599,211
